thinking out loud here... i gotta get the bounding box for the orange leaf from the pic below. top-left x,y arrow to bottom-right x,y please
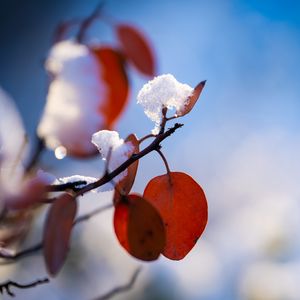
114,134 -> 139,204
43,193 -> 77,276
114,194 -> 165,261
116,24 -> 156,76
91,47 -> 129,129
143,172 -> 208,260
176,80 -> 206,117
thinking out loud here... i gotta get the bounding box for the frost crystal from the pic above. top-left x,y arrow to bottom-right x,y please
92,130 -> 134,185
37,40 -> 107,153
137,74 -> 193,133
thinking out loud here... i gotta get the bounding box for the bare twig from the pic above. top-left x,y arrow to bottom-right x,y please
0,278 -> 49,297
92,267 -> 142,300
138,134 -> 156,144
76,1 -> 106,43
75,203 -> 113,224
24,136 -> 45,174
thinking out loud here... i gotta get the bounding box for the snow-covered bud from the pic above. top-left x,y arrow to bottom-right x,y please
137,74 -> 193,133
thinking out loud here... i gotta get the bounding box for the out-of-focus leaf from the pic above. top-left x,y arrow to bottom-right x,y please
114,194 -> 165,261
114,134 -> 139,205
176,80 -> 206,117
91,47 -> 129,129
43,193 -> 77,276
116,24 -> 156,77
144,172 -> 208,260
5,178 -> 47,210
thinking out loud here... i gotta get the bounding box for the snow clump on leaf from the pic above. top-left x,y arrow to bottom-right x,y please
137,74 -> 193,133
37,40 -> 107,155
92,130 -> 134,188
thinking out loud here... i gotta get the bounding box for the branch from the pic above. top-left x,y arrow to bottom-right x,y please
0,204 -> 113,263
0,123 -> 183,263
92,267 -> 142,300
0,278 -> 49,297
75,123 -> 183,197
46,180 -> 88,192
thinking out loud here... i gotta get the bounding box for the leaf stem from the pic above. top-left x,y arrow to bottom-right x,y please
155,148 -> 171,175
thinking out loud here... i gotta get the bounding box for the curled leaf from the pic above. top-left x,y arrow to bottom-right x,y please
43,193 -> 77,276
176,80 -> 206,117
114,194 -> 165,261
116,24 -> 156,76
143,172 -> 208,260
91,47 -> 129,129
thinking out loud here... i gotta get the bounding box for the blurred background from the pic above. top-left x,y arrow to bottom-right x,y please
1,0 -> 300,299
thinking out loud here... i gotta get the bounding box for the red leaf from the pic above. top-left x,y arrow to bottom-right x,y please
69,47 -> 129,158
116,24 -> 156,76
176,81 -> 206,117
114,194 -> 165,261
143,172 -> 208,260
114,134 -> 139,204
43,193 -> 77,276
91,47 -> 129,129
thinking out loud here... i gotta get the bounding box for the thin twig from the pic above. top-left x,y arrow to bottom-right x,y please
76,1 -> 106,43
159,107 -> 168,134
0,204 -> 113,263
75,203 -> 113,224
0,278 -> 49,297
92,267 -> 142,300
25,136 -> 45,174
138,134 -> 156,144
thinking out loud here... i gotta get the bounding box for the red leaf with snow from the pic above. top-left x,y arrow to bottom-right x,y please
114,134 -> 139,205
116,24 -> 156,76
176,80 -> 206,117
114,194 -> 165,261
43,193 -> 77,276
143,172 -> 208,260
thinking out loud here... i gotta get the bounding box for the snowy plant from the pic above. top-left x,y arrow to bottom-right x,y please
0,4 -> 207,300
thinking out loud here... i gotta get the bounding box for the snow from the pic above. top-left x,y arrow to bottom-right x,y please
92,130 -> 134,184
137,74 -> 193,133
56,175 -> 98,188
37,40 -> 107,154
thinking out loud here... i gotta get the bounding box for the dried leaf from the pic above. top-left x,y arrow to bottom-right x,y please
43,193 -> 77,276
116,24 -> 156,76
176,80 -> 206,117
91,47 -> 129,129
114,194 -> 165,261
143,172 -> 208,260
